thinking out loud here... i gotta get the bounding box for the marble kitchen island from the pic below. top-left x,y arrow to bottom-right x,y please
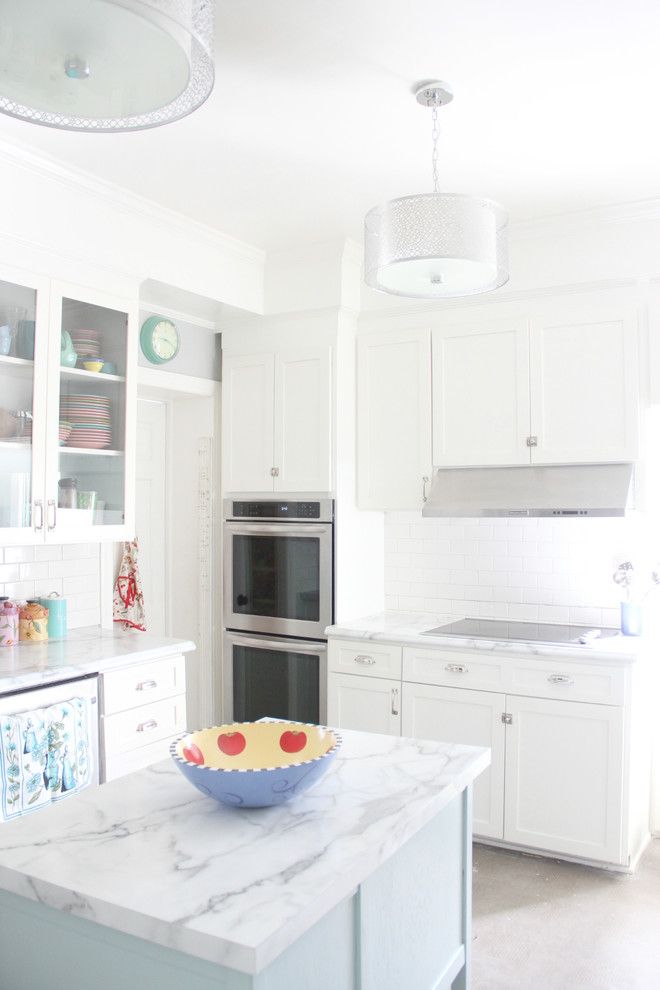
0,727 -> 488,990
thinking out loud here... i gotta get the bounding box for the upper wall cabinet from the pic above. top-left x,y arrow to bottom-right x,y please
529,305 -> 639,464
222,347 -> 332,493
430,301 -> 639,469
357,330 -> 432,510
432,319 -> 530,467
0,265 -> 137,545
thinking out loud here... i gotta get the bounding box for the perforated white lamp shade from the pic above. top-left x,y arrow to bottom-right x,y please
364,192 -> 509,298
0,0 -> 214,131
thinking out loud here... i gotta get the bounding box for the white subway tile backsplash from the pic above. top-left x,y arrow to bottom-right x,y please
0,544 -> 101,629
385,511 -> 644,624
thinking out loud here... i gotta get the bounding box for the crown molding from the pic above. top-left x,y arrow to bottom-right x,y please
0,137 -> 265,266
510,198 -> 660,240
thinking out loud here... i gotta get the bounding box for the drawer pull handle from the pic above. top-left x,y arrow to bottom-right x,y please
136,679 -> 158,691
445,663 -> 468,673
136,719 -> 158,733
548,674 -> 574,685
391,687 -> 399,716
354,655 -> 376,666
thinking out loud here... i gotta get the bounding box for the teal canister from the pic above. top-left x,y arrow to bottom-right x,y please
38,592 -> 67,639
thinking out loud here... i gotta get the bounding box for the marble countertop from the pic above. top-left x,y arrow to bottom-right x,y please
0,626 -> 196,694
326,612 -> 649,665
0,728 -> 488,975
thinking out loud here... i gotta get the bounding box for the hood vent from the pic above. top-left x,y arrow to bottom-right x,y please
422,464 -> 633,518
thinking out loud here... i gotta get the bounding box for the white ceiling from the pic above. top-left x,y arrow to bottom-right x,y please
1,0 -> 660,251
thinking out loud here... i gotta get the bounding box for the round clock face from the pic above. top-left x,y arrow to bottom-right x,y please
141,317 -> 180,364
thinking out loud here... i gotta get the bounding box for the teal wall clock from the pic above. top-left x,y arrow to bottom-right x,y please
140,316 -> 180,364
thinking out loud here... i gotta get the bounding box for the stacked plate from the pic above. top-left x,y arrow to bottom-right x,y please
60,394 -> 113,449
69,329 -> 102,361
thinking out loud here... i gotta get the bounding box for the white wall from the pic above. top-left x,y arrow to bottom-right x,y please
0,544 -> 101,627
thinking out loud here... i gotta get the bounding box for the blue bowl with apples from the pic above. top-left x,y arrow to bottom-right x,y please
170,721 -> 341,808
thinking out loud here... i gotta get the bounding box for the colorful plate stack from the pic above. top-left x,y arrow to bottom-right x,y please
60,394 -> 113,449
68,329 -> 102,363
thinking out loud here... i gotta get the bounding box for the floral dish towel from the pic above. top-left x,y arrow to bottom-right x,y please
113,538 -> 146,632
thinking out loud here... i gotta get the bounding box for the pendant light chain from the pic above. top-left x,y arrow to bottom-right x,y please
431,102 -> 440,193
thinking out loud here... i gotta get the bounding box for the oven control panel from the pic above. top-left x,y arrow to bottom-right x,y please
231,501 -> 321,519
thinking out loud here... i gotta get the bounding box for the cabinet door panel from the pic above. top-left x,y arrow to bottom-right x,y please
357,330 -> 431,509
432,320 -> 530,466
222,353 -> 274,492
530,307 -> 639,463
274,348 -> 331,492
402,683 -> 505,840
327,673 -> 401,736
504,696 -> 624,864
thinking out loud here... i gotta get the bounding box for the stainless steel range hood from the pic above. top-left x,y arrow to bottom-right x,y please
422,464 -> 633,518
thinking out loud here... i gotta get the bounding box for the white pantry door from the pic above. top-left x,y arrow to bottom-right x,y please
402,682 -> 505,840
135,399 -> 168,636
504,696 -> 625,864
432,319 -> 531,466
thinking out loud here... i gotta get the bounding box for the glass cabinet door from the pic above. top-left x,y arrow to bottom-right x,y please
0,271 -> 48,543
47,285 -> 136,542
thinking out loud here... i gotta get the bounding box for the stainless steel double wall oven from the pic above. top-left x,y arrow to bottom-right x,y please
223,498 -> 334,724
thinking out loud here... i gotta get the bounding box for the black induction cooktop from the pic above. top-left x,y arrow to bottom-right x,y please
421,618 -> 619,646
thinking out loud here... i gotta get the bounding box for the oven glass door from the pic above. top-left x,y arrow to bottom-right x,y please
225,634 -> 327,724
224,522 -> 333,638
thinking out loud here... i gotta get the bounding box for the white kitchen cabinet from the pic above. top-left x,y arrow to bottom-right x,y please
222,347 -> 331,493
432,319 -> 530,467
327,672 -> 401,736
101,653 -> 187,782
222,353 -> 275,493
504,695 -> 625,864
357,329 -> 432,509
0,265 -> 137,544
402,682 -> 506,840
529,305 -> 639,464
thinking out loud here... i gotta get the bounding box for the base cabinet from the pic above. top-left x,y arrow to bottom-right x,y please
402,682 -> 506,840
504,696 -> 624,864
327,673 -> 401,736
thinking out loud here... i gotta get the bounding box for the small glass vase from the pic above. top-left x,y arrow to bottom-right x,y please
620,601 -> 643,637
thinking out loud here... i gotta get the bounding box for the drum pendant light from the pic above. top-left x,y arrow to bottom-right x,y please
0,0 -> 214,131
364,81 -> 509,299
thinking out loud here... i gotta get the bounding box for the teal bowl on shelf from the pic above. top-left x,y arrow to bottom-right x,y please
171,721 -> 342,808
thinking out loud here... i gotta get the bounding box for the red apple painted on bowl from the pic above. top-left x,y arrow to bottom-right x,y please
279,729 -> 307,754
217,731 -> 246,756
182,742 -> 205,765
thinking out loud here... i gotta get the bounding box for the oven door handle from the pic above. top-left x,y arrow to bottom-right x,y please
226,634 -> 328,655
225,523 -> 330,536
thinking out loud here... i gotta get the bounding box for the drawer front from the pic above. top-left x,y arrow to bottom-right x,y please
507,659 -> 626,706
103,734 -> 182,783
102,695 -> 187,757
403,647 -> 506,693
328,640 -> 402,680
102,654 -> 186,715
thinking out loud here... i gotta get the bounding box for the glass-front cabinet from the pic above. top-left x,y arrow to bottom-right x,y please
0,265 -> 136,544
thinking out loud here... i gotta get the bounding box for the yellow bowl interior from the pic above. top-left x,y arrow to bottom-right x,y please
176,722 -> 338,770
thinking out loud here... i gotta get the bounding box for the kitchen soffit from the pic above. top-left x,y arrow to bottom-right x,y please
0,0 -> 659,250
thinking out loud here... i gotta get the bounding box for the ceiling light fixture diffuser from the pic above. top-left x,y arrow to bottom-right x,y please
0,0 -> 214,132
364,81 -> 509,299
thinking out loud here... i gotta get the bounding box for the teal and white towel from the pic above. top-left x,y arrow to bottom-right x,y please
0,697 -> 91,821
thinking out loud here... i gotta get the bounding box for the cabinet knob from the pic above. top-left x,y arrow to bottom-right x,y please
47,499 -> 57,531
136,679 -> 158,691
33,499 -> 44,532
236,594 -> 249,606
136,719 -> 158,733
354,655 -> 376,666
547,674 -> 574,685
422,476 -> 430,502
445,663 -> 468,674
526,436 -> 539,448
391,687 -> 399,716
270,467 -> 280,477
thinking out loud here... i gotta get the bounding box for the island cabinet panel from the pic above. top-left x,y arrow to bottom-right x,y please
432,319 -> 530,467
357,329 -> 432,510
504,696 -> 625,864
402,682 -> 506,840
327,672 -> 401,735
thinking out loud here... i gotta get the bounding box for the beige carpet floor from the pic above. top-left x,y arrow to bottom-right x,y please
472,841 -> 660,990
